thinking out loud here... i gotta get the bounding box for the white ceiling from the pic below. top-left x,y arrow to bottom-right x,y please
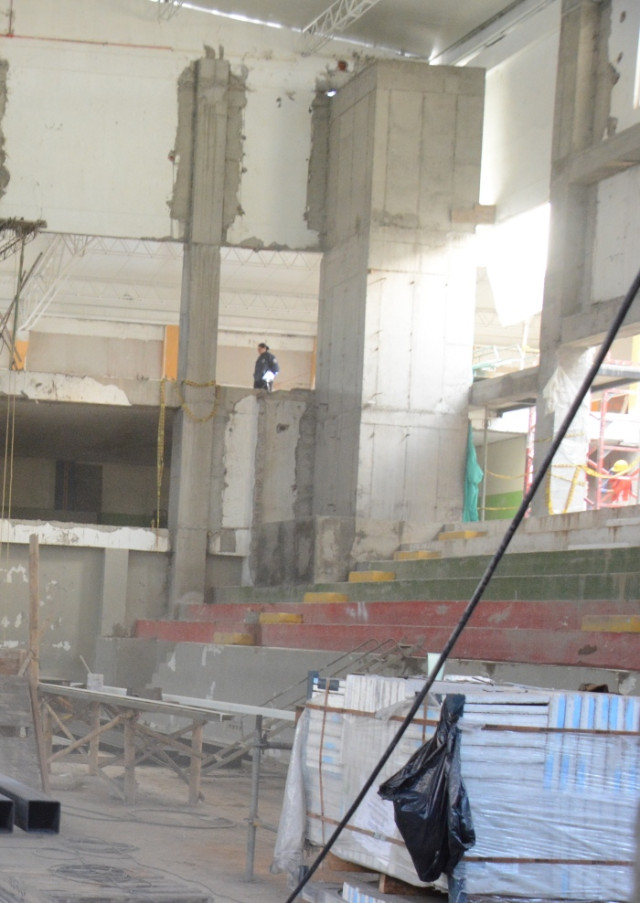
159,0 -> 539,62
0,0 -> 547,468
0,0 -> 546,355
0,234 -> 322,346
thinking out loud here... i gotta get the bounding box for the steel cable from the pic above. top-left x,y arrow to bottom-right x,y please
284,263 -> 640,903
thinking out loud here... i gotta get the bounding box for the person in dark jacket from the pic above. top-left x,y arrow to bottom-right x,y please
253,342 -> 279,391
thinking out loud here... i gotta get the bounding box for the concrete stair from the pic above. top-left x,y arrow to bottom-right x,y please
133,545 -> 640,673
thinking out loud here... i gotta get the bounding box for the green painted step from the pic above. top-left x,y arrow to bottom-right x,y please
359,547 -> 640,581
212,571 -> 640,605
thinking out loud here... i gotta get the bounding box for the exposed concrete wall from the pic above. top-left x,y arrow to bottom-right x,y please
0,58 -> 9,198
0,0 -> 326,248
314,61 -> 484,539
0,528 -> 168,682
28,326 -> 164,381
249,391 -> 317,585
169,52 -> 246,241
592,166 -> 640,302
530,0 -> 640,515
479,19 -> 559,219
609,0 -> 640,133
1,456 -> 167,526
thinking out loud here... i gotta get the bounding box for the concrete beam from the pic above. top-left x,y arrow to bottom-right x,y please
0,369 -> 180,408
562,293 -> 640,346
561,121 -> 640,186
469,367 -> 538,412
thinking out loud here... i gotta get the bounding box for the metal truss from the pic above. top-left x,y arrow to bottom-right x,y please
220,245 -> 320,273
10,234 -> 319,330
302,0 -> 383,52
42,279 -> 179,324
18,234 -> 93,332
88,235 -> 183,260
155,0 -> 185,21
219,291 -> 318,318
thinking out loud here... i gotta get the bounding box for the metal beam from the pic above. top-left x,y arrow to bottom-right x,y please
302,0 -> 383,52
0,774 -> 60,832
0,795 -> 14,832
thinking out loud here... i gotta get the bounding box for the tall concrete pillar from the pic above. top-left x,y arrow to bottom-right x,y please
313,61 -> 484,549
168,55 -> 245,605
532,0 -> 612,515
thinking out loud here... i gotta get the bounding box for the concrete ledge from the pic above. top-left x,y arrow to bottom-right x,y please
0,519 -> 169,552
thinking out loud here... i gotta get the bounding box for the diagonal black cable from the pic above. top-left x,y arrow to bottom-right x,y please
284,264 -> 640,903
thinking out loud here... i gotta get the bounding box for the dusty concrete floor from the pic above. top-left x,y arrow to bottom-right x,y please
0,760 -> 293,902
0,760 -> 447,902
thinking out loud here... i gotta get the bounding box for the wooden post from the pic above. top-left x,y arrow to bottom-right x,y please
28,534 -> 39,688
189,721 -> 204,807
89,702 -> 100,775
28,534 -> 50,793
123,717 -> 136,804
245,714 -> 263,881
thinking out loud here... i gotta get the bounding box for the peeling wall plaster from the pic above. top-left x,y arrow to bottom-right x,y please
0,59 -> 9,198
169,52 -> 247,240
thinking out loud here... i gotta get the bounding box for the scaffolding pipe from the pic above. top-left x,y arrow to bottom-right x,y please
245,714 -> 263,881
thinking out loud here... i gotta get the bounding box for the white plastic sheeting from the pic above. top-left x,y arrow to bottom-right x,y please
273,674 -> 640,901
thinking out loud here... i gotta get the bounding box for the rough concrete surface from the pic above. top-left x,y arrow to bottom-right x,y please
0,59 -> 9,196
2,761 -> 292,902
5,760 -> 447,903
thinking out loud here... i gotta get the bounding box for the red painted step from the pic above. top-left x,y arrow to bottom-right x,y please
257,622 -> 639,671
183,598 -> 638,630
135,620 -> 219,643
136,598 -> 639,671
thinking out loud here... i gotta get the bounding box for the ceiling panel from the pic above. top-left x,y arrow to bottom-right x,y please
165,0 -> 532,60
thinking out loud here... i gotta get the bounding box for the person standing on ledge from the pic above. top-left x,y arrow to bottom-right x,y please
253,342 -> 279,391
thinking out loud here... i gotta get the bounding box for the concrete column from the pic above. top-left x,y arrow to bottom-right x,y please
168,55 -> 245,604
532,0 -> 612,515
98,548 -> 129,637
313,61 -> 484,539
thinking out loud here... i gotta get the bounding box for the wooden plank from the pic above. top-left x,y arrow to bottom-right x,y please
124,717 -> 136,804
378,873 -> 422,895
28,534 -> 50,792
450,203 -> 496,224
189,722 -> 204,806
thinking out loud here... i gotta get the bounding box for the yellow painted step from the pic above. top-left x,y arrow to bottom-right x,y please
581,615 -> 640,633
438,530 -> 485,541
213,631 -> 256,645
303,592 -> 349,604
393,550 -> 441,561
258,612 -> 303,625
348,570 -> 396,583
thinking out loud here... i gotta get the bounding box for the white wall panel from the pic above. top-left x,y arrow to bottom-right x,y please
592,167 -> 640,303
1,40 -> 179,236
221,394 -> 258,530
479,27 -> 559,219
609,0 -> 640,133
226,58 -> 321,250
0,0 -> 323,248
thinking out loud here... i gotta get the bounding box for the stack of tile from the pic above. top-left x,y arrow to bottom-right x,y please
276,674 -> 639,901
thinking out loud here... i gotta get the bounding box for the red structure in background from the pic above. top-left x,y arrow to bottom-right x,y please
589,384 -> 640,509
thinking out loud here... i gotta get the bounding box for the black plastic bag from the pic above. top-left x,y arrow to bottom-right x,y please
378,694 -> 475,883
